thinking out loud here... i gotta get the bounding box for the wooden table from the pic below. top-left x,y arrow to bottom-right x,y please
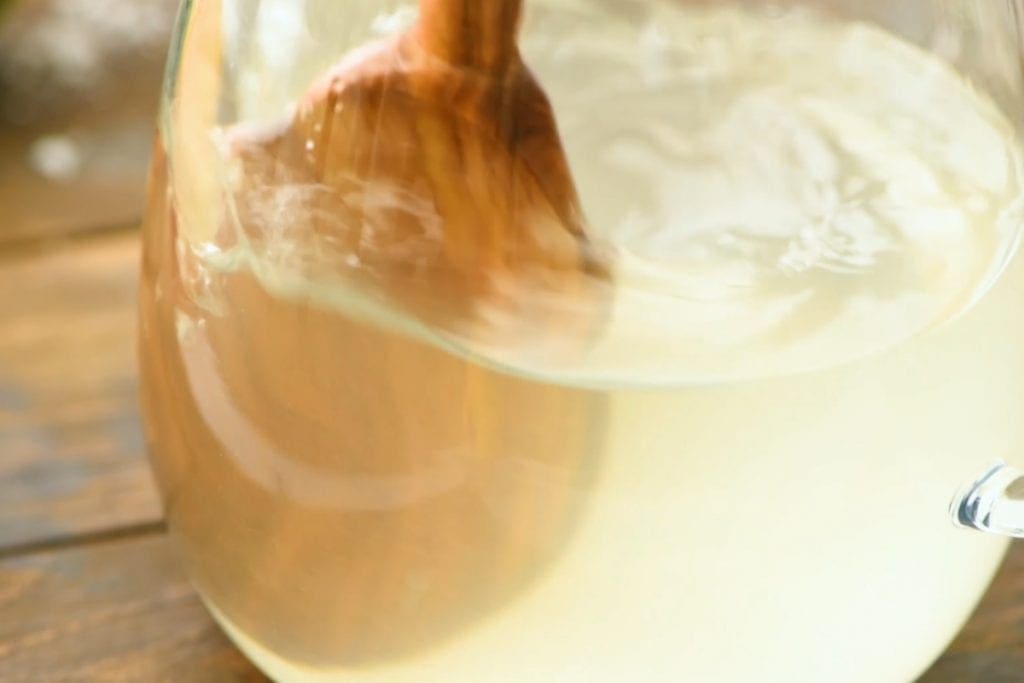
1,225 -> 1023,681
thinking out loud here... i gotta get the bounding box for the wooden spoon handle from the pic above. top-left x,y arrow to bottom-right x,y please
414,0 -> 524,71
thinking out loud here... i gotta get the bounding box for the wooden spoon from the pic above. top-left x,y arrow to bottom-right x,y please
141,0 -> 610,664
225,0 -> 607,344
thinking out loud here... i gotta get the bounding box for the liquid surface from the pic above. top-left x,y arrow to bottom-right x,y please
183,1 -> 1024,384
143,2 -> 1024,682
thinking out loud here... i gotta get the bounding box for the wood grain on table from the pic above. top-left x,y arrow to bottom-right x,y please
0,232 -> 267,682
0,227 -> 1022,681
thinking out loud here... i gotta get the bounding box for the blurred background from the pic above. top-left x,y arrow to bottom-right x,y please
0,0 -> 177,242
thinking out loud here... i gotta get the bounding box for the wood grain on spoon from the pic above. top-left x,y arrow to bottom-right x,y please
226,0 -> 607,342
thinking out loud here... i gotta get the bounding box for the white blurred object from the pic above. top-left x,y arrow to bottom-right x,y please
28,133 -> 81,181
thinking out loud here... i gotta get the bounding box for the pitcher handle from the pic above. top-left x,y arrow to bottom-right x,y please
951,460 -> 1024,537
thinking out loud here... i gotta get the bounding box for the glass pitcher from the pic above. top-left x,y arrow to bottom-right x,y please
138,1 -> 1024,680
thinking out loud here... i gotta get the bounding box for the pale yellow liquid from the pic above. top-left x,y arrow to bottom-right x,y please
142,4 -> 1024,682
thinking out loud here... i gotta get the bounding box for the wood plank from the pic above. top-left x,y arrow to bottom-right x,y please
0,232 -> 162,549
919,541 -> 1024,682
0,532 -> 267,682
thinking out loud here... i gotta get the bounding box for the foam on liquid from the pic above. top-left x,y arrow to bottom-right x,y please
190,1 -> 1024,385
